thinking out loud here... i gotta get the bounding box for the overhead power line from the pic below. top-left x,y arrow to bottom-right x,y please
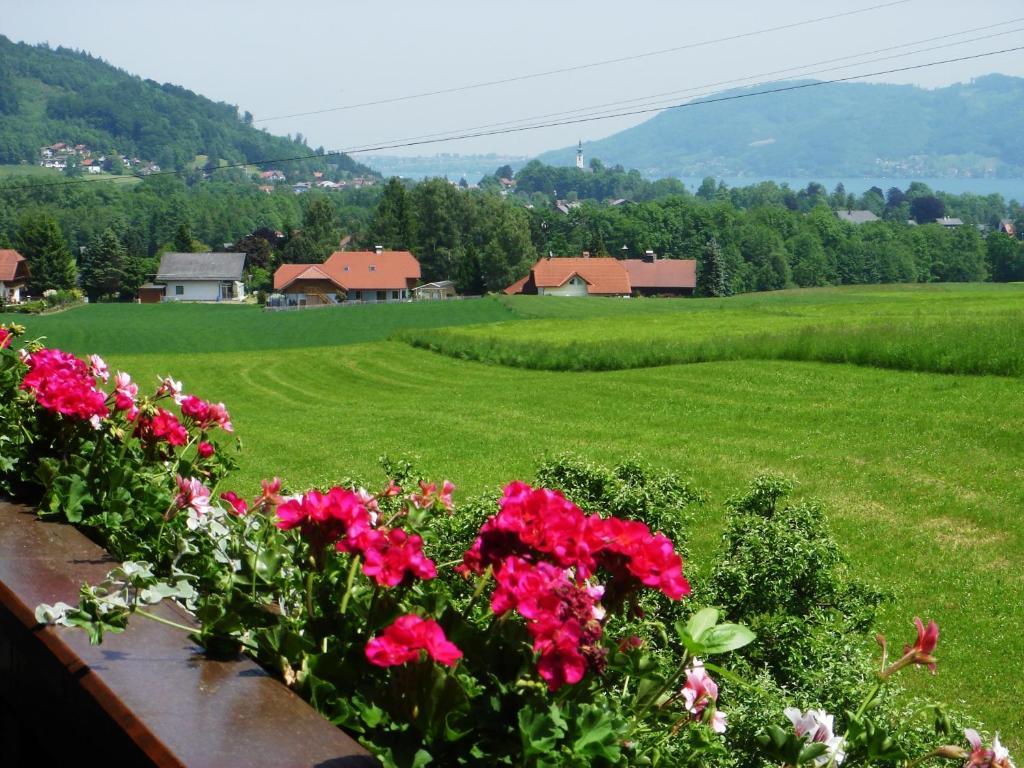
4,43 -> 1022,193
336,22 -> 1024,155
253,0 -> 912,123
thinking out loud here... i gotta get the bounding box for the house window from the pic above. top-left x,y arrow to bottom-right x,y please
175,285 -> 184,296
369,265 -> 376,272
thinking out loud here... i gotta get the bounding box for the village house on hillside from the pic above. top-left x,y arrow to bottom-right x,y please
273,247 -> 421,306
150,252 -> 246,303
836,210 -> 880,224
0,250 -> 29,305
505,253 -> 696,297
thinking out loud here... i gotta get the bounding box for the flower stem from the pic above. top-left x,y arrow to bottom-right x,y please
339,555 -> 361,616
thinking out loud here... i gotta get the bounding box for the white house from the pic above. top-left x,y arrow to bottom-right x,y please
155,252 -> 246,302
0,250 -> 29,304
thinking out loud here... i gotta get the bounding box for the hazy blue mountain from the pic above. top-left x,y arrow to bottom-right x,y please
0,35 -> 372,176
537,75 -> 1024,178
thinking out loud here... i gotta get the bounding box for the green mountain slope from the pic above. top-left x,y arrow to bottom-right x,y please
538,75 -> 1024,178
0,35 -> 372,176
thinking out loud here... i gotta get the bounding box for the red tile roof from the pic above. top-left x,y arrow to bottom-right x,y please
273,251 -> 420,292
503,275 -> 529,295
0,250 -> 28,283
529,257 -> 631,295
622,259 -> 696,289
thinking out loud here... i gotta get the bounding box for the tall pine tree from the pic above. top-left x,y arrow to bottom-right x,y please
17,213 -> 76,294
697,237 -> 727,297
79,229 -> 134,301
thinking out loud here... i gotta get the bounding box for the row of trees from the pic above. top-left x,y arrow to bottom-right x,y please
3,165 -> 1023,300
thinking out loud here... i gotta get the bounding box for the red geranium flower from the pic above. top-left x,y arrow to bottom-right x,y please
365,615 -> 462,668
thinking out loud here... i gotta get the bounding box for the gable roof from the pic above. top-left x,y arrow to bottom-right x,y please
156,252 -> 245,282
836,210 -> 879,224
622,259 -> 696,289
524,257 -> 632,295
272,251 -> 421,292
0,250 -> 28,283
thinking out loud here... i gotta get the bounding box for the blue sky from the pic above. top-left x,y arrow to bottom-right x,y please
3,0 -> 1023,158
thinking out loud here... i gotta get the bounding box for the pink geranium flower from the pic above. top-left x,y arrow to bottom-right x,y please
903,617 -> 939,673
784,708 -> 845,766
682,659 -> 726,733
197,441 -> 215,458
220,491 -> 249,516
173,475 -> 212,517
88,355 -> 109,382
365,615 -> 462,668
965,729 -> 1016,768
0,327 -> 11,350
358,528 -> 437,587
112,371 -> 138,411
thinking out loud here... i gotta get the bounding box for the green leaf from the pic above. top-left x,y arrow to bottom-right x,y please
519,707 -> 565,758
686,607 -> 719,640
700,623 -> 755,654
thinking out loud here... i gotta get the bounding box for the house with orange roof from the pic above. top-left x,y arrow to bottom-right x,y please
273,247 -> 421,306
0,250 -> 30,304
505,252 -> 696,298
504,254 -> 632,297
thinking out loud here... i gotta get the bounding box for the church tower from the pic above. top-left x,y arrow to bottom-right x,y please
576,140 -> 584,170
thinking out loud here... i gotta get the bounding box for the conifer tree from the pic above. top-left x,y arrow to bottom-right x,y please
17,213 -> 76,293
697,236 -> 727,297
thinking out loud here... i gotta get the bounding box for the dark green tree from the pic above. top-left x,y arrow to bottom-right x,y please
79,228 -> 134,301
910,195 -> 945,224
696,237 -> 727,297
365,178 -> 415,250
17,213 -> 77,293
986,231 -> 1024,282
173,221 -> 198,252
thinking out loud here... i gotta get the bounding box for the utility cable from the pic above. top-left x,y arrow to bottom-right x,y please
253,0 -> 912,123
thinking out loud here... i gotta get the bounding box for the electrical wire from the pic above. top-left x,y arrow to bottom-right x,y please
253,0 -> 912,123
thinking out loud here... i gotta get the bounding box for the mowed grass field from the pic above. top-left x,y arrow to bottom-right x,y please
19,285 -> 1024,739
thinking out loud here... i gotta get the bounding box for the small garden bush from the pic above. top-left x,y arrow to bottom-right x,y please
0,321 -> 1015,767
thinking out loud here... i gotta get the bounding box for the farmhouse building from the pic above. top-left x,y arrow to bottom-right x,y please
0,250 -> 29,304
505,254 -> 696,297
154,252 -> 246,302
273,248 -> 421,306
412,280 -> 457,301
836,210 -> 880,224
623,254 -> 696,296
505,255 -> 630,297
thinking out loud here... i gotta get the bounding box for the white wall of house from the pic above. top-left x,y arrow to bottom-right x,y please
0,283 -> 22,304
538,277 -> 588,297
163,281 -> 245,302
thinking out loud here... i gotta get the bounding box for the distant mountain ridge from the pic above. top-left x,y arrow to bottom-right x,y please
538,75 -> 1024,179
0,35 -> 372,176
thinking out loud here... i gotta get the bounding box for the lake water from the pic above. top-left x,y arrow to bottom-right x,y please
676,177 -> 1024,201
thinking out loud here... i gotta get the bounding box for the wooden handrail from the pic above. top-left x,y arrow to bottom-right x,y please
0,502 -> 377,767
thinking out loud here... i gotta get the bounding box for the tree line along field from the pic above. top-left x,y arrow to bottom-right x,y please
18,284 -> 1024,743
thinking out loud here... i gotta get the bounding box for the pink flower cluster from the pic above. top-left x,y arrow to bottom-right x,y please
365,614 -> 462,668
276,485 -> 437,588
179,395 -> 233,433
459,482 -> 689,689
1,326 -> 14,350
681,659 -> 726,733
133,407 -> 188,447
21,348 -> 109,422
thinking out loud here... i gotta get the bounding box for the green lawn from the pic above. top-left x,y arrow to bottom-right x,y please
18,285 -> 1024,739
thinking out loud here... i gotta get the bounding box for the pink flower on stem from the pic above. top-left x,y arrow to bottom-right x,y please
382,479 -> 402,497
0,327 -> 11,350
197,441 -> 215,459
785,708 -> 846,766
439,480 -> 456,511
112,371 -> 138,411
134,408 -> 188,447
358,528 -> 437,587
88,354 -> 109,382
903,617 -> 939,673
220,491 -> 249,516
410,480 -> 437,509
255,477 -> 285,511
965,729 -> 1016,768
365,615 -> 462,668
276,487 -> 372,553
173,475 -> 212,517
157,376 -> 183,402
20,348 -> 109,422
681,659 -> 726,733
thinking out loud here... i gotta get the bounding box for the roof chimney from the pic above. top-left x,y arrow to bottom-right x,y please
582,251 -> 590,259
374,245 -> 383,254
644,249 -> 656,263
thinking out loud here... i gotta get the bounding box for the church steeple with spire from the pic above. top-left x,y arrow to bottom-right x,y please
576,140 -> 584,170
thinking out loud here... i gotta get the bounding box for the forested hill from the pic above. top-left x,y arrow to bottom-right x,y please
0,36 -> 372,176
538,75 -> 1024,178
